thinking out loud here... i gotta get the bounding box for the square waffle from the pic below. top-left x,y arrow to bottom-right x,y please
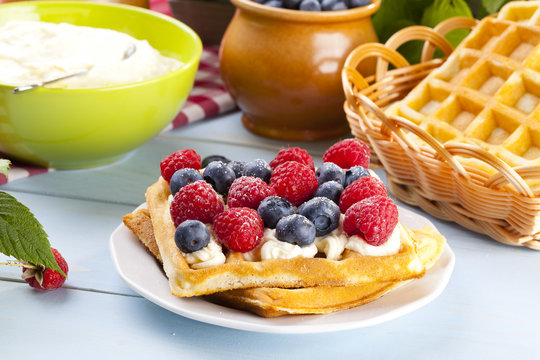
385,13 -> 540,174
123,208 -> 446,317
145,177 -> 426,297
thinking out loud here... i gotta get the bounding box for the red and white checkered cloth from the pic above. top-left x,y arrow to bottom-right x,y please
0,0 -> 236,184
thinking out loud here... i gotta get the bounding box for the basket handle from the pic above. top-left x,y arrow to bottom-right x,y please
421,17 -> 479,62
377,26 -> 454,82
443,143 -> 535,198
485,165 -> 540,192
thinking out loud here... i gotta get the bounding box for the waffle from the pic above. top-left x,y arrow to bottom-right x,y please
385,12 -> 540,177
145,177 -> 426,297
123,208 -> 446,317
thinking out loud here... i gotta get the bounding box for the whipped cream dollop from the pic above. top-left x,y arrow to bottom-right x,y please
0,21 -> 182,88
345,224 -> 402,256
183,237 -> 226,269
244,228 -> 318,261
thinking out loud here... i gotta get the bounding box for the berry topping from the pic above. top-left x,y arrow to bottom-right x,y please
174,220 -> 210,253
269,147 -> 315,171
202,155 -> 231,168
160,149 -> 201,182
227,160 -> 247,178
343,195 -> 399,246
243,159 -> 272,183
257,196 -> 295,228
299,0 -> 321,10
344,165 -> 371,187
338,176 -> 387,213
275,214 -> 316,246
213,207 -> 264,253
22,248 -> 68,291
314,180 -> 344,204
297,197 -> 340,237
270,161 -> 318,206
170,180 -> 224,227
315,162 -> 344,185
203,161 -> 236,195
169,168 -> 204,195
227,176 -> 277,209
323,138 -> 370,169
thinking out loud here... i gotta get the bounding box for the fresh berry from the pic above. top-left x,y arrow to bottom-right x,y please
331,1 -> 347,10
344,165 -> 370,187
283,0 -> 301,8
323,138 -> 370,169
315,162 -> 344,185
22,248 -> 68,291
270,162 -> 318,206
297,197 -> 340,236
228,160 -> 247,178
338,176 -> 387,213
174,220 -> 210,253
314,180 -> 344,204
299,0 -> 321,10
213,207 -> 264,253
257,196 -> 295,228
202,155 -> 231,168
348,0 -> 370,7
343,195 -> 399,246
160,149 -> 201,182
227,176 -> 277,209
320,0 -> 337,10
243,159 -> 272,183
170,180 -> 224,226
275,214 -> 316,246
269,147 -> 315,171
265,0 -> 282,6
170,168 -> 203,195
203,161 -> 236,195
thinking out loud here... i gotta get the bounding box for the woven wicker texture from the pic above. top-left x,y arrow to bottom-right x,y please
342,3 -> 540,250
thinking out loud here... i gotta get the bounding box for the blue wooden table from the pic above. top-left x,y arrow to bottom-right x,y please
1,111 -> 539,359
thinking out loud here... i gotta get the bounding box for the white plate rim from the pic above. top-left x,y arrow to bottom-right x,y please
110,205 -> 455,334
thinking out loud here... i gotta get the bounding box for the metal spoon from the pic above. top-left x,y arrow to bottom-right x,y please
12,43 -> 137,94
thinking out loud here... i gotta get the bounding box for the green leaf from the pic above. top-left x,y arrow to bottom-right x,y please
481,0 -> 513,14
0,191 -> 65,276
0,159 -> 10,177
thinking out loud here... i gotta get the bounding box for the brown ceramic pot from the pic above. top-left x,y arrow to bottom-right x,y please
219,0 -> 380,141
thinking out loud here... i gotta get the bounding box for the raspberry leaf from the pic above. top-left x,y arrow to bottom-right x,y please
0,191 -> 65,276
0,159 -> 10,177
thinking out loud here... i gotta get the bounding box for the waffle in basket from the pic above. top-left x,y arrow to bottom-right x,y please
123,207 -> 445,317
127,142 -> 448,304
342,2 -> 540,249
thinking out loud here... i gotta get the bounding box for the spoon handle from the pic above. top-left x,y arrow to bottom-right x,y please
12,69 -> 90,94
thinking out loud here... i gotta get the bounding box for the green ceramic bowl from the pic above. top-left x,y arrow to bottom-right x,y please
0,1 -> 202,169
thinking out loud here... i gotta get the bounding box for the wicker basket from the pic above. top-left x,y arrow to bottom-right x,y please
342,16 -> 540,250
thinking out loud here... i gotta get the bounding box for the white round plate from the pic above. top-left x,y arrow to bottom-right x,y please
110,205 -> 455,334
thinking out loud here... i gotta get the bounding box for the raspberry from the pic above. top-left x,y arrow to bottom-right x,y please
269,162 -> 318,206
213,207 -> 264,253
22,248 -> 68,291
160,149 -> 201,182
322,138 -> 370,169
269,147 -> 315,171
343,195 -> 399,246
227,176 -> 276,209
170,180 -> 224,227
338,176 -> 387,213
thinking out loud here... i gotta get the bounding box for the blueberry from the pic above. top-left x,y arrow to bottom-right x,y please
257,196 -> 295,228
344,165 -> 370,187
283,0 -> 302,8
314,180 -> 343,204
227,160 -> 247,179
331,1 -> 348,10
297,197 -> 340,236
264,0 -> 282,6
169,168 -> 204,195
203,161 -> 236,194
348,0 -> 370,8
243,159 -> 272,183
174,220 -> 210,253
201,155 -> 230,168
315,162 -> 344,185
320,0 -> 337,10
299,0 -> 321,11
275,214 -> 316,246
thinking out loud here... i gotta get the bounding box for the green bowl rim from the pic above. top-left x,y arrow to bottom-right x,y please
0,0 -> 203,93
